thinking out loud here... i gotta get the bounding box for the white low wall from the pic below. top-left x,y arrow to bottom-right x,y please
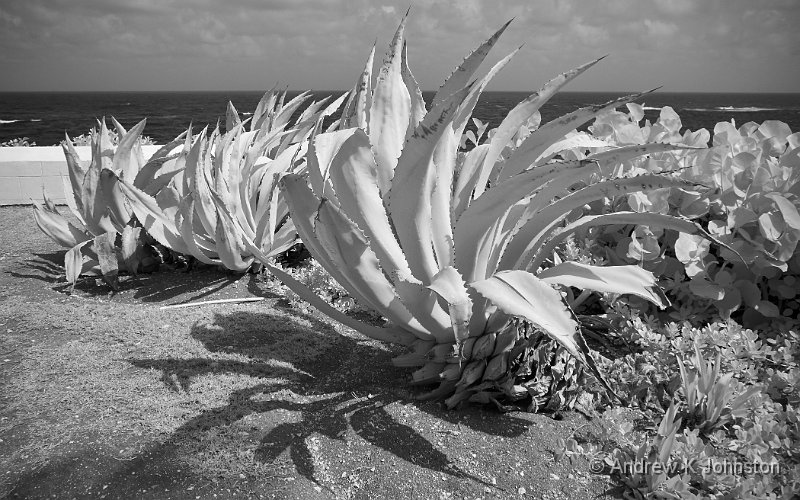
0,146 -> 162,205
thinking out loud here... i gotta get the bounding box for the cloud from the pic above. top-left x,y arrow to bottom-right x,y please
0,0 -> 797,91
643,19 -> 679,38
653,0 -> 695,16
572,22 -> 610,46
0,8 -> 22,26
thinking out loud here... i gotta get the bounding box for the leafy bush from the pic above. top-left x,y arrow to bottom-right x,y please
64,127 -> 156,147
579,104 -> 800,328
0,137 -> 36,147
559,316 -> 800,499
1,129 -> 155,147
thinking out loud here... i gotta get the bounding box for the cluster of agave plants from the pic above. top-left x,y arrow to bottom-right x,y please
34,16 -> 721,405
30,15 -> 799,498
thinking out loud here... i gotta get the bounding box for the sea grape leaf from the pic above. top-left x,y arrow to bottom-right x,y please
627,225 -> 662,261
675,232 -> 712,277
754,300 -> 780,318
766,193 -> 800,231
758,212 -> 784,242
688,275 -> 725,300
628,189 -> 670,214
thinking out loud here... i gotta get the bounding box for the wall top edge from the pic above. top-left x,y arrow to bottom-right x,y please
0,145 -> 164,162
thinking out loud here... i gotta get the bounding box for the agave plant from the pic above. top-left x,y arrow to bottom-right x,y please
111,89 -> 347,272
32,118 -> 183,289
216,16 -> 730,409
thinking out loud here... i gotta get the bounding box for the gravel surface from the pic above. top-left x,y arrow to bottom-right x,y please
1,205 -> 619,499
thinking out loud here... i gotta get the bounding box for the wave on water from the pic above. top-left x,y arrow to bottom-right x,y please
641,106 -> 662,111
684,106 -> 782,112
1,118 -> 44,124
242,112 -> 253,116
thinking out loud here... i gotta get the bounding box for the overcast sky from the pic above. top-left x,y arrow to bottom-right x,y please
1,0 -> 798,93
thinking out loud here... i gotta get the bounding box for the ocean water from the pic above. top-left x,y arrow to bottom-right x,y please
1,91 -> 799,146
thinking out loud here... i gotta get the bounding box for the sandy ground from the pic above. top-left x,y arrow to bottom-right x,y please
0,205 -> 619,499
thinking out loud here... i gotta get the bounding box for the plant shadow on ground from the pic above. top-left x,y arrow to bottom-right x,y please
7,253 -> 280,303
5,253 -> 64,284
5,308 -> 534,498
122,309 -> 531,490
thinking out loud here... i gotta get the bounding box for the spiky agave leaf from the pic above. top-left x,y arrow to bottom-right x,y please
495,90 -> 660,182
206,178 -> 417,346
120,225 -> 142,276
287,174 -> 440,339
65,239 -> 93,291
537,261 -> 670,308
431,18 -> 513,109
428,266 -> 473,358
499,175 -> 705,271
388,85 -> 473,283
526,210 -> 739,271
479,57 -> 606,188
400,42 -> 426,140
133,130 -> 189,195
369,12 -> 411,194
454,159 -> 602,283
93,230 -> 120,290
31,197 -> 90,249
307,126 -> 455,340
341,44 -> 375,130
